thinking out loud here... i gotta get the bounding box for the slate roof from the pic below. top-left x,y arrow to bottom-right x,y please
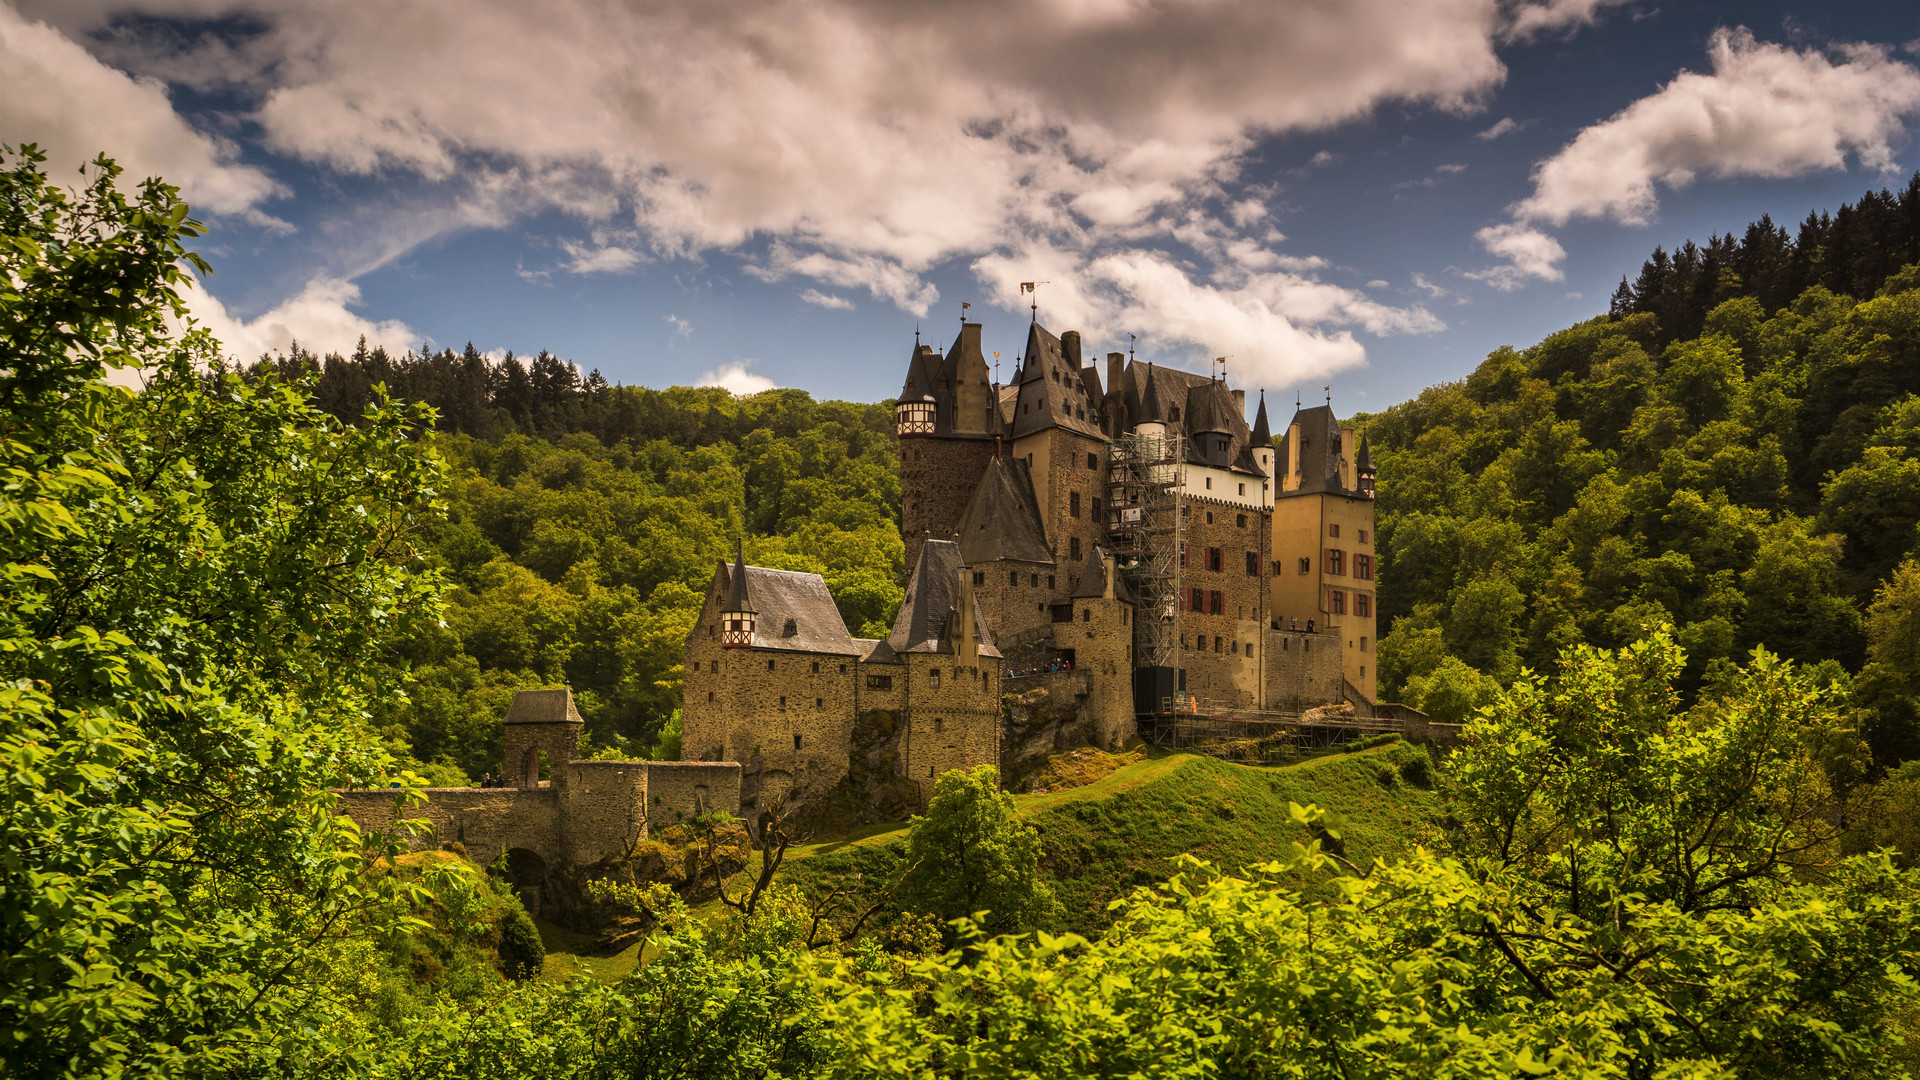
504,688 -> 584,726
1071,546 -> 1134,603
714,563 -> 862,655
1123,362 -> 1266,477
1355,428 -> 1374,472
895,326 -> 1001,438
1250,390 -> 1272,446
722,543 -> 754,613
1009,322 -> 1106,440
1280,404 -> 1352,497
886,539 -> 1003,658
955,456 -> 1053,566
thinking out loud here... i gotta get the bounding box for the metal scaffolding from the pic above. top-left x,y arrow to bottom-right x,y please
1105,428 -> 1185,685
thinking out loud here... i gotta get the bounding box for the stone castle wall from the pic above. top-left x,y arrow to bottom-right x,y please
644,760 -> 741,833
1262,626 -> 1345,712
1174,497 -> 1271,708
334,786 -> 562,869
901,652 -> 1002,802
901,436 -> 997,569
558,761 -> 648,864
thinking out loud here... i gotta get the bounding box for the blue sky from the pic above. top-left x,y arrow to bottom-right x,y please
5,1 -> 1918,412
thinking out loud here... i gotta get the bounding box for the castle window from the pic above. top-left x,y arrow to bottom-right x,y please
1190,587 -> 1204,612
1299,557 -> 1311,574
1238,483 -> 1245,496
1329,523 -> 1340,538
1093,497 -> 1102,518
1030,573 -> 1039,587
1273,560 -> 1283,576
1360,636 -> 1369,652
1206,511 -> 1214,524
1011,571 -> 1020,586
1206,547 -> 1222,572
1237,513 -> 1247,528
1214,636 -> 1222,653
816,697 -> 823,708
1231,640 -> 1238,654
973,571 -> 985,586
1329,590 -> 1347,616
867,674 -> 893,690
1082,608 -> 1091,622
1070,537 -> 1082,560
1027,454 -> 1033,466
794,734 -> 803,750
1171,407 -> 1180,420
1245,551 -> 1259,576
708,691 -> 715,702
1181,542 -> 1189,567
1359,529 -> 1369,544
779,695 -> 787,707
811,661 -> 819,673
935,718 -> 944,733
929,669 -> 941,689
1048,575 -> 1056,589
709,626 -> 716,639
1070,492 -> 1081,518
840,664 -> 847,674
930,766 -> 936,778
1038,602 -> 1047,612
1354,554 -> 1374,581
768,659 -> 777,672
1210,590 -> 1223,614
1087,452 -> 1097,469
1327,549 -> 1346,575
1205,477 -> 1212,490
1356,593 -> 1372,618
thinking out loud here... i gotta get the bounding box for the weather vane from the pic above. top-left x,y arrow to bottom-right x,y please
1019,281 -> 1049,322
961,300 -> 970,325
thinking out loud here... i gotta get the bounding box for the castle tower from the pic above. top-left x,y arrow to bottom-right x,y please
898,326 -> 1001,569
1270,403 -> 1376,704
501,688 -> 585,789
719,542 -> 756,648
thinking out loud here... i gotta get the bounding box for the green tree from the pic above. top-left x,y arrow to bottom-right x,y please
896,765 -> 1057,940
0,148 -> 443,1077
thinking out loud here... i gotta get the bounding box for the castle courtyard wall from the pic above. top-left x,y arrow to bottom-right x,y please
643,761 -> 742,833
334,786 -> 563,869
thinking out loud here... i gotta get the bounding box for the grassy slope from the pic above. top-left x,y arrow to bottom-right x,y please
539,741 -> 1443,976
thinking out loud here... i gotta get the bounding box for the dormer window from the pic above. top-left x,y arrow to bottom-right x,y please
783,617 -> 798,637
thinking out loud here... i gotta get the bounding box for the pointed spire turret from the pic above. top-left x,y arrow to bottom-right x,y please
720,540 -> 757,647
1250,390 -> 1271,445
1139,362 -> 1163,424
1356,430 -> 1376,500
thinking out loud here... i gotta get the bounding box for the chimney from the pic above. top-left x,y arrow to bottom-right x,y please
1232,388 -> 1245,416
1061,330 -> 1082,368
958,322 -> 982,355
1107,351 -> 1124,392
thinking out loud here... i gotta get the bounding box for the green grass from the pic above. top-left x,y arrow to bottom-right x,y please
536,741 -> 1445,972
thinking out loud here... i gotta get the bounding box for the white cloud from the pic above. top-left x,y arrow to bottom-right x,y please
1366,279 -> 1390,289
26,0 -> 1550,379
1473,27 -> 1920,289
697,360 -> 776,396
0,4 -> 285,225
181,276 -> 421,361
1475,116 -> 1531,140
1500,0 -> 1633,43
798,289 -> 854,310
1436,163 -> 1469,174
1467,223 -> 1566,289
1519,28 -> 1920,228
664,314 -> 692,337
560,239 -> 643,274
1410,272 -> 1450,298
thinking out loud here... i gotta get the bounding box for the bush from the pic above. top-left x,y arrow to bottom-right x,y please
498,904 -> 545,981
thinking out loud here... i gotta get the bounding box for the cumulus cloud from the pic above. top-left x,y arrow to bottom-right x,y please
1467,223 -> 1566,289
1518,28 -> 1920,228
23,0 -> 1552,378
697,361 -> 775,396
0,4 -> 285,225
181,276 -> 421,361
1475,27 -> 1920,287
799,289 -> 854,310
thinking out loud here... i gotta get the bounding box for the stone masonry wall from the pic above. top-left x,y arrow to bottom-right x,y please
1055,594 -> 1135,748
559,761 -> 648,865
901,652 -> 1002,803
645,760 -> 742,834
901,435 -> 997,570
334,787 -> 563,869
1176,498 -> 1271,708
1262,627 -> 1345,712
971,560 -> 1060,669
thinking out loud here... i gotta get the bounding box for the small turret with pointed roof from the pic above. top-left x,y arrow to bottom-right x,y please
1250,390 -> 1271,445
720,540 -> 756,647
1355,429 -> 1376,499
1138,362 -> 1164,426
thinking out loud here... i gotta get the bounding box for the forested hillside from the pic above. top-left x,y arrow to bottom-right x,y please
258,342 -> 907,780
1370,176 -> 1920,767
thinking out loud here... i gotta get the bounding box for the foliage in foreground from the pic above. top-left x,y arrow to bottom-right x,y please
0,146 -> 443,1077
815,634 -> 1920,1078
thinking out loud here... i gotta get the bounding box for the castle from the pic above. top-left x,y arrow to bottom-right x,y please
683,318 -> 1380,818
